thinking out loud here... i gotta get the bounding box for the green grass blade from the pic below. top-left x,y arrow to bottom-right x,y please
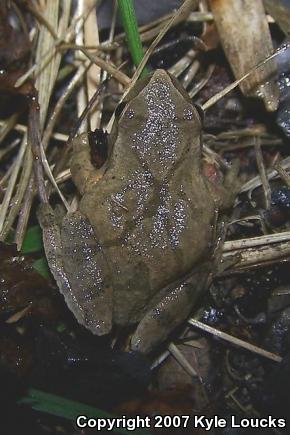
19,388 -> 152,435
118,0 -> 148,77
21,225 -> 43,254
32,257 -> 50,278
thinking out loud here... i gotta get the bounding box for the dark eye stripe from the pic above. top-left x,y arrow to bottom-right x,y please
115,101 -> 127,118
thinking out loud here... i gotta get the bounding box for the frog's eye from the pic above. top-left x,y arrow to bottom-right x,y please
115,101 -> 127,118
88,129 -> 108,168
193,103 -> 204,124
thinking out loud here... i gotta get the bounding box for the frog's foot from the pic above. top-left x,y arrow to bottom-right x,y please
130,266 -> 209,354
220,159 -> 241,210
223,158 -> 240,198
70,130 -> 108,195
38,204 -> 113,335
206,159 -> 240,212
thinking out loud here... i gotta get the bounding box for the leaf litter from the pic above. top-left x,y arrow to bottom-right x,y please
1,0 -> 290,433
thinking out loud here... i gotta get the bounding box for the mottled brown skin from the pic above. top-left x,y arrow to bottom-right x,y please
39,70 -> 227,354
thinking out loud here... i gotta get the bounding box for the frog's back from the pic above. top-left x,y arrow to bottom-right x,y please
79,69 -> 216,325
80,157 -> 215,325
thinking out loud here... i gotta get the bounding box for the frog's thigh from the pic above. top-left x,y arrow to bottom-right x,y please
131,269 -> 208,354
38,204 -> 79,321
60,212 -> 113,335
38,204 -> 112,335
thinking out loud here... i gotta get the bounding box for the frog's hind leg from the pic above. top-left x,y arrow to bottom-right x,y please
131,265 -> 209,354
38,204 -> 113,335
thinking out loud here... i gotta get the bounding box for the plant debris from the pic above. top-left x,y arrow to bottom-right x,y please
1,0 -> 290,433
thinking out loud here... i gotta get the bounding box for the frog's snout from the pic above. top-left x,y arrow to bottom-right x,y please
149,69 -> 172,84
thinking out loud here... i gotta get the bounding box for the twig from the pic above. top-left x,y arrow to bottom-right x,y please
0,120 -> 68,142
240,156 -> 290,193
0,138 -> 20,160
84,0 -> 101,130
11,1 -> 72,247
0,114 -> 19,144
42,64 -> 91,151
202,42 -> 290,111
168,343 -> 198,377
222,240 -> 290,272
14,0 -> 99,89
0,136 -> 28,236
67,79 -> 108,144
27,3 -> 58,39
75,0 -> 88,133
28,97 -> 47,203
188,318 -> 282,363
254,136 -> 271,209
78,46 -> 130,85
223,231 -> 290,252
274,161 -> 290,188
1,143 -> 33,241
15,176 -> 37,250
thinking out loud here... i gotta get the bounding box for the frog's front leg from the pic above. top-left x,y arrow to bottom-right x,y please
70,130 -> 108,195
38,204 -> 113,334
131,264 -> 209,354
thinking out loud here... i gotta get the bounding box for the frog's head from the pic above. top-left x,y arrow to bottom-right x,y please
114,69 -> 203,179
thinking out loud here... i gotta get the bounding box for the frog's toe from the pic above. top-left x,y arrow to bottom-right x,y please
82,302 -> 112,335
130,315 -> 160,354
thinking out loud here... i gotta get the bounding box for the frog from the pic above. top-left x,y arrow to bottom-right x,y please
38,69 -> 233,354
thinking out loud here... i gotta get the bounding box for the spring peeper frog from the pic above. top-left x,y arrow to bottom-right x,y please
38,70 -> 232,354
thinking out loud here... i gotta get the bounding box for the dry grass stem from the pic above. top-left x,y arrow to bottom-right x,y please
254,137 -> 271,209
0,1 -> 73,244
133,0 -> 198,85
224,231 -> 290,252
273,162 -> 290,188
0,139 -> 20,160
222,240 -> 290,272
202,42 -> 290,111
0,114 -> 19,144
106,0 -> 198,133
0,136 -> 28,235
240,156 -> 290,193
188,319 -> 282,363
0,120 -> 68,142
168,343 -> 198,377
84,0 -> 101,130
